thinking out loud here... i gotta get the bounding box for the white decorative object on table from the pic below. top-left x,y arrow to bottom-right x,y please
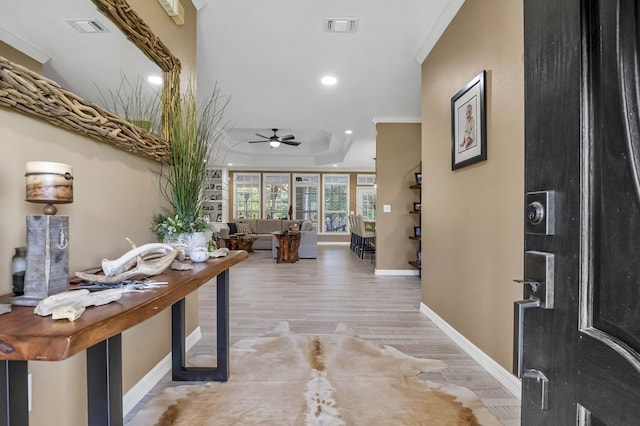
208,248 -> 229,258
75,240 -> 178,284
51,304 -> 85,321
189,247 -> 209,262
34,288 -> 125,320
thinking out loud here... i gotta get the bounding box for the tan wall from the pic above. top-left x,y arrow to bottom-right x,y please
129,0 -> 197,81
421,0 -> 524,370
375,123 -> 422,270
0,109 -> 165,425
0,41 -> 42,73
0,2 -> 199,424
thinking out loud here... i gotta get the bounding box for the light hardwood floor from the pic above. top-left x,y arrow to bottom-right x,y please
125,245 -> 520,425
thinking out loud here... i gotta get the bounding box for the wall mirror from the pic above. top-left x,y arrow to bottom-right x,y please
0,0 -> 180,163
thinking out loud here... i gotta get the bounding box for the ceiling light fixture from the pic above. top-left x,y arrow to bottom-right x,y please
269,141 -> 281,148
321,75 -> 337,86
345,129 -> 353,134
147,75 -> 163,85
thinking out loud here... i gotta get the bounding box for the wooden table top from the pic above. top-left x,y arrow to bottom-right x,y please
0,250 -> 248,362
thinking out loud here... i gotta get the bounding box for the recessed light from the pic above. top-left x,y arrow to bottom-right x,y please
321,75 -> 337,86
228,163 -> 233,166
333,164 -> 338,167
148,75 -> 163,85
345,129 -> 353,135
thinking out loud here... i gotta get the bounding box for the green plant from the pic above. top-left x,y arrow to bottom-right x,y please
152,82 -> 229,241
95,71 -> 161,134
151,212 -> 210,241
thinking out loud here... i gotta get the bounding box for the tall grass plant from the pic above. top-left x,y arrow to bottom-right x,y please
152,83 -> 229,241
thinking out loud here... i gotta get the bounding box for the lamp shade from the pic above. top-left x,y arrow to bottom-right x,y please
25,161 -> 74,205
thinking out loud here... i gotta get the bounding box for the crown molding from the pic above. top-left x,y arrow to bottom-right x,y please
414,0 -> 465,64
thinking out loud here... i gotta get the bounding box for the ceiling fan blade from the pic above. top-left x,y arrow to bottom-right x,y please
278,134 -> 295,141
281,140 -> 301,146
255,133 -> 271,139
248,140 -> 269,143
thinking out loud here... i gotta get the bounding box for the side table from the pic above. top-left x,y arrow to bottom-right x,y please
273,231 -> 301,263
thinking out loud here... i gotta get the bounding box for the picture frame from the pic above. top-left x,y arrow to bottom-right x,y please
451,70 -> 487,170
414,172 -> 422,184
215,213 -> 223,222
414,226 -> 421,238
413,202 -> 422,212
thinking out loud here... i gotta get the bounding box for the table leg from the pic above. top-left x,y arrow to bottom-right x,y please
1,360 -> 28,426
172,268 -> 230,381
86,334 -> 123,426
290,235 -> 301,263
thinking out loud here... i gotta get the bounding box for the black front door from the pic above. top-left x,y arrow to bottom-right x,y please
521,0 -> 640,424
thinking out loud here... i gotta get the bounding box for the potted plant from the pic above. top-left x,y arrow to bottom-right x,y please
152,82 -> 229,253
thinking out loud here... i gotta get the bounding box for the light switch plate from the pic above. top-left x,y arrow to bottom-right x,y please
383,204 -> 391,213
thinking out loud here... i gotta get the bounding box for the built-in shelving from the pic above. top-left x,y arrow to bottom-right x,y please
409,174 -> 421,273
203,168 -> 226,224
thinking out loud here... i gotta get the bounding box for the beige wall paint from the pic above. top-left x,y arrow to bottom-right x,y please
0,41 -> 42,73
129,0 -> 197,80
0,2 -> 199,424
0,109 -> 167,425
375,123 -> 422,271
421,0 -> 524,370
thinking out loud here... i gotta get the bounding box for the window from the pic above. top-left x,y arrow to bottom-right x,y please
322,174 -> 349,233
356,174 -> 376,185
293,174 -> 319,228
356,186 -> 377,221
263,174 -> 290,219
233,173 -> 260,219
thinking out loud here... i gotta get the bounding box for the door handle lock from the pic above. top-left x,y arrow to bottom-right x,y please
526,201 -> 545,225
526,191 -> 555,235
513,279 -> 540,293
513,251 -> 554,382
522,369 -> 550,411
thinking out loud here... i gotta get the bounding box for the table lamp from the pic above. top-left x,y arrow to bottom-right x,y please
12,161 -> 73,306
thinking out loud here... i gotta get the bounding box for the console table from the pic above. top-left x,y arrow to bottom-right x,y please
0,250 -> 248,426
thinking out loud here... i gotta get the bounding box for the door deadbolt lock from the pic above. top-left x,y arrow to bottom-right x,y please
525,191 -> 555,235
526,201 -> 545,225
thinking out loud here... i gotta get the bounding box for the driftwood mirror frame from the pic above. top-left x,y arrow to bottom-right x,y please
0,0 -> 180,163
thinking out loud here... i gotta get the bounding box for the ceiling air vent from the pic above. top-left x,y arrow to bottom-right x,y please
324,18 -> 359,33
65,18 -> 109,34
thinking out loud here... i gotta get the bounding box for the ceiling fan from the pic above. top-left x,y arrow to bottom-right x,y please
248,129 -> 301,147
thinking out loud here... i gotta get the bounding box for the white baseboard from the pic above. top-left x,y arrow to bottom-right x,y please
419,303 -> 521,399
375,269 -> 420,276
123,326 -> 202,416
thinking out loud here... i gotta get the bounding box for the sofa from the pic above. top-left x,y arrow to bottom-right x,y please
218,219 -> 318,258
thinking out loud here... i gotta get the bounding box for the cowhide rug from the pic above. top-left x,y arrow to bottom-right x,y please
128,322 -> 501,425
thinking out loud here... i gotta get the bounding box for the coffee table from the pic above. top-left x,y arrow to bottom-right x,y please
222,234 -> 257,252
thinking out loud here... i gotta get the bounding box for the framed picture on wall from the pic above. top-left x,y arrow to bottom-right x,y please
413,202 -> 422,212
451,70 -> 487,170
414,226 -> 421,238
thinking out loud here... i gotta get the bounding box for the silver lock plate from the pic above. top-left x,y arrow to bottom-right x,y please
524,251 -> 554,309
526,191 -> 555,235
